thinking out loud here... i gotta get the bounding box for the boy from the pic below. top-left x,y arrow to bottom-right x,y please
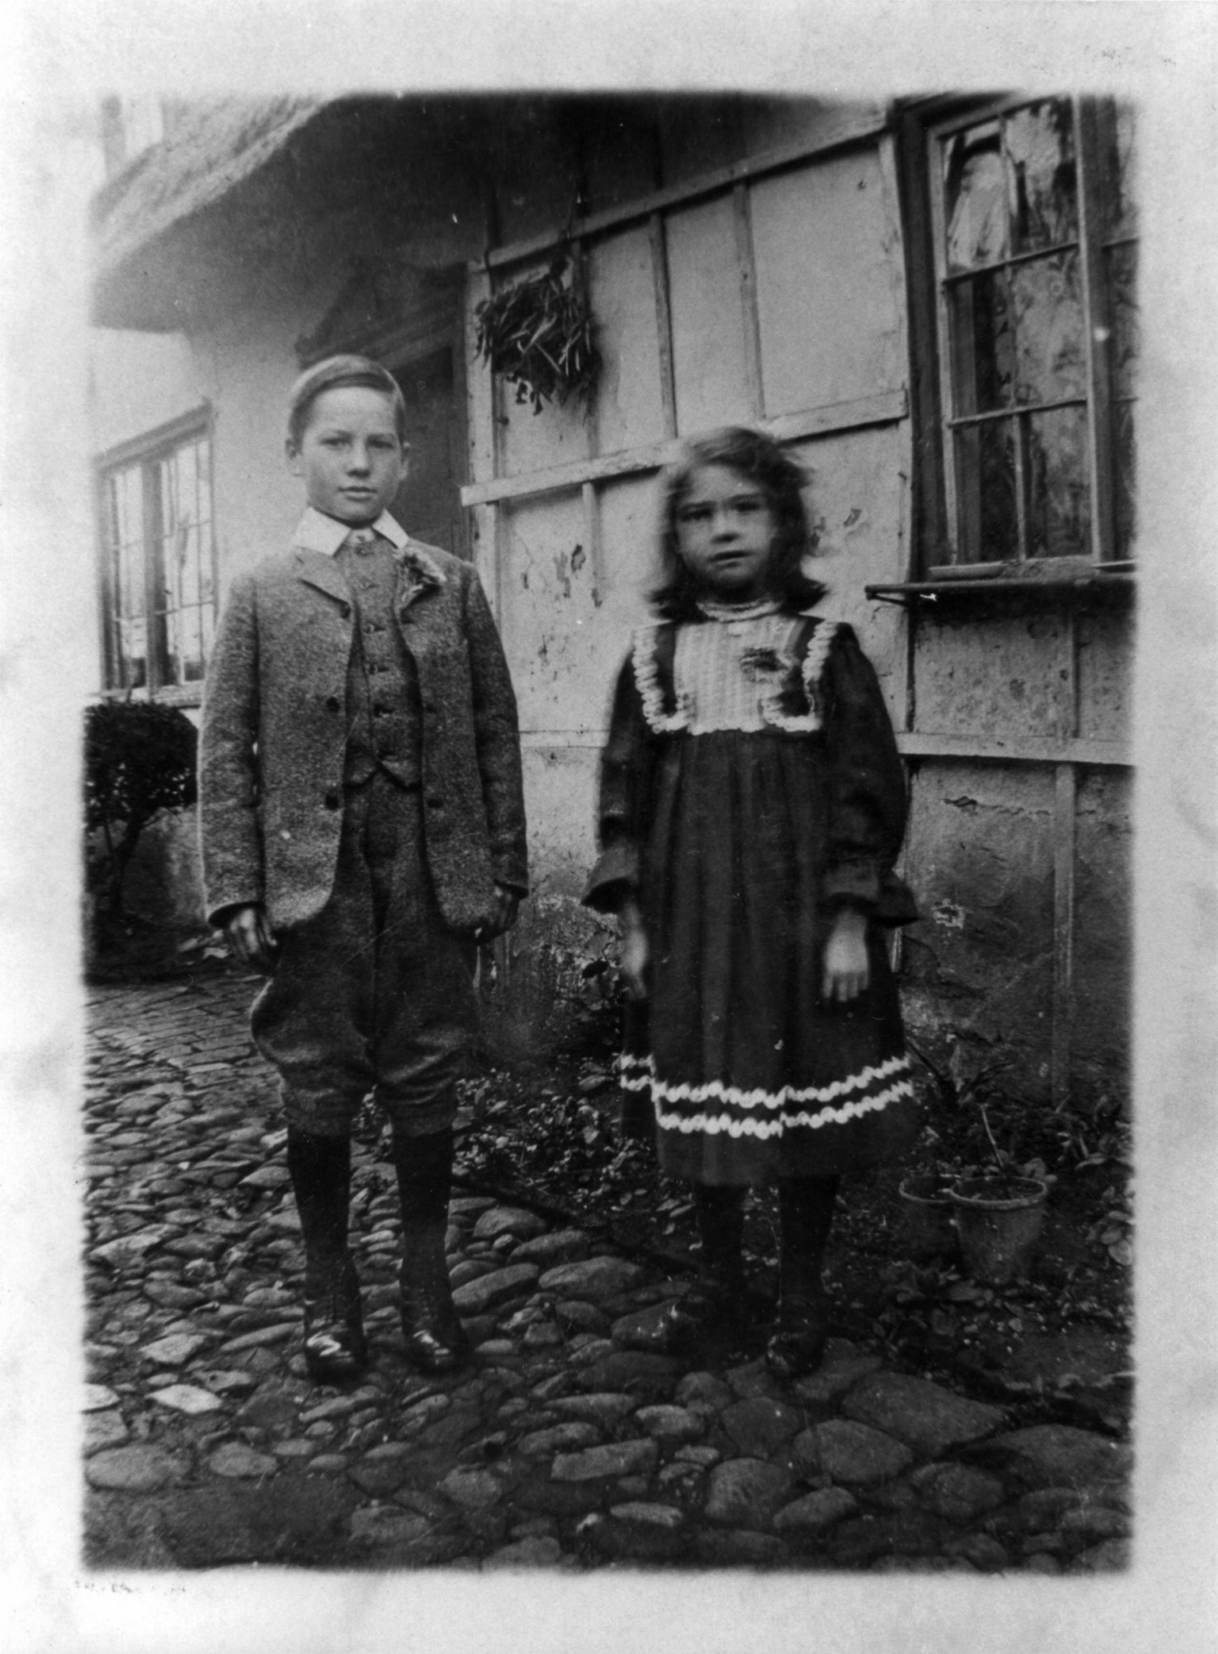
199,354 -> 527,1383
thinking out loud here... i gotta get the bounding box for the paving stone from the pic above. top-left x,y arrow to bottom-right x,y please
704,1458 -> 793,1528
1059,1503 -> 1130,1540
216,1323 -> 295,1355
567,1337 -> 617,1369
794,1420 -> 913,1486
791,1350 -> 884,1406
549,1392 -> 638,1429
86,1445 -> 184,1492
272,1439 -> 317,1460
987,1425 -> 1132,1490
721,1396 -> 804,1459
473,1205 -> 548,1242
513,1229 -> 591,1267
551,1439 -> 658,1483
140,1332 -> 209,1366
451,1258 -> 501,1289
674,1444 -> 721,1467
1074,1537 -> 1131,1571
91,1226 -> 174,1270
83,1384 -> 121,1413
774,1487 -> 859,1535
910,1462 -> 1005,1521
694,1528 -> 788,1566
723,1359 -> 782,1400
349,1507 -> 432,1548
299,1395 -> 362,1425
306,1454 -> 350,1473
235,1392 -> 303,1430
610,1302 -> 674,1349
842,1372 -> 1006,1456
517,1422 -> 602,1457
575,1351 -> 680,1400
439,1466 -> 505,1509
451,1263 -> 540,1315
239,1165 -> 291,1190
675,1370 -> 735,1413
207,1442 -> 279,1478
84,1411 -> 131,1455
943,1532 -> 1010,1572
151,1384 -> 226,1416
349,1459 -> 411,1497
484,1535 -> 564,1567
538,1257 -> 646,1301
634,1405 -> 705,1444
143,1281 -> 209,1311
552,1299 -> 609,1334
193,1368 -> 259,1397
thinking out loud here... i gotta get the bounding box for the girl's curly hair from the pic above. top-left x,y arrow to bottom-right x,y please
651,426 -> 827,621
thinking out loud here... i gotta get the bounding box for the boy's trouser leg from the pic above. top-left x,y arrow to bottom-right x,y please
765,1174 -> 840,1381
392,1124 -> 469,1372
286,1126 -> 367,1382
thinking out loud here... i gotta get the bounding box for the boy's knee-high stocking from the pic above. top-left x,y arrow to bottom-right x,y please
766,1174 -> 839,1380
393,1125 -> 469,1373
287,1126 -> 366,1383
659,1183 -> 747,1351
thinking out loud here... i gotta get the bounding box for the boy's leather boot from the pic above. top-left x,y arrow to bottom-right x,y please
765,1174 -> 839,1381
287,1126 -> 367,1384
393,1126 -> 469,1374
657,1184 -> 747,1354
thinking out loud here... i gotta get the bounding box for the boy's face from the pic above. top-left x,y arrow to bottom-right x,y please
288,385 -> 407,525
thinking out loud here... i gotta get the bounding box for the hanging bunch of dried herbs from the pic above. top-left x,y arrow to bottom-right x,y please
474,253 -> 599,415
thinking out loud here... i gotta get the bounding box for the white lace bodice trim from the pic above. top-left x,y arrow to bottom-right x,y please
633,612 -> 838,735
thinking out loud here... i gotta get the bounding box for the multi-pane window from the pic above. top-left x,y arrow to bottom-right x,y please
909,95 -> 1137,572
98,416 -> 216,694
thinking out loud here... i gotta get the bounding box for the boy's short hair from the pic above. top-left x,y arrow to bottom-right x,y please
287,354 -> 409,447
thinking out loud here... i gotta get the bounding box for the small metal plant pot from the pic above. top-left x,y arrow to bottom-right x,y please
897,1173 -> 959,1262
949,1174 -> 1049,1285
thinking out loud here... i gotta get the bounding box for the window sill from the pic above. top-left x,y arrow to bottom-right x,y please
100,683 -> 204,710
866,566 -> 1136,607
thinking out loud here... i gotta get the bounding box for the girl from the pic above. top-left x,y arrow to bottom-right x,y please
583,427 -> 919,1380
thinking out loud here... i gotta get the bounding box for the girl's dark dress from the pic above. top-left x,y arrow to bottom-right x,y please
584,601 -> 920,1186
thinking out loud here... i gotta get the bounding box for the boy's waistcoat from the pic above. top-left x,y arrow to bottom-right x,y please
199,538 -> 527,934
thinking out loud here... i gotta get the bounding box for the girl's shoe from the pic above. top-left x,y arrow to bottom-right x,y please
302,1258 -> 367,1384
764,1292 -> 830,1381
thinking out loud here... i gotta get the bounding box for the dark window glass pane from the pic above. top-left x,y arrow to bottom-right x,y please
1011,251 -> 1086,405
1004,99 -> 1077,254
943,120 -> 1007,272
108,467 -> 148,689
953,419 -> 1018,562
1107,241 -> 1139,401
948,269 -> 1013,414
1025,405 -> 1091,558
1113,400 -> 1136,560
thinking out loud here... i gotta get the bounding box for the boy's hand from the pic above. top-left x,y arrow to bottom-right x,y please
822,908 -> 869,1002
223,904 -> 279,974
477,885 -> 521,940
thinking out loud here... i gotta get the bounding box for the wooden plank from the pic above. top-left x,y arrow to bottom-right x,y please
1076,96 -> 1117,563
896,730 -> 1131,767
460,389 -> 907,508
581,480 -> 603,597
472,108 -> 890,275
648,212 -> 678,438
1051,762 -> 1077,1109
732,183 -> 765,420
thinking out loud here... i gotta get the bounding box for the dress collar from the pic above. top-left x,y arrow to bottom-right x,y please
696,596 -> 784,623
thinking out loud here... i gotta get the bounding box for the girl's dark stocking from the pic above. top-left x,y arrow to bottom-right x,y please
658,1183 -> 747,1354
766,1173 -> 839,1380
393,1124 -> 469,1373
287,1126 -> 366,1383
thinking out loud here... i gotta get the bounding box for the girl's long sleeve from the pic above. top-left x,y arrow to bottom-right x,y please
819,624 -> 918,925
583,654 -> 656,914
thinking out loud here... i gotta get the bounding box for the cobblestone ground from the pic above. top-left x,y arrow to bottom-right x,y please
83,971 -> 1132,1572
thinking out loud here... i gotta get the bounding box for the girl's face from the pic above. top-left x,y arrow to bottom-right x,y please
675,464 -> 776,603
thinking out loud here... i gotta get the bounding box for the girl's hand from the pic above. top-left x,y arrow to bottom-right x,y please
822,908 -> 869,1002
223,903 -> 279,974
618,898 -> 649,1000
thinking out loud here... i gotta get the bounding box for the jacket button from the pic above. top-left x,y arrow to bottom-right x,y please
324,789 -> 340,810
326,695 -> 341,712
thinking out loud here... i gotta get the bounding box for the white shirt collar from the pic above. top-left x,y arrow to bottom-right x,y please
292,506 -> 410,556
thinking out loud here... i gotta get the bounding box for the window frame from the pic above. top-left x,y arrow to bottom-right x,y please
95,406 -> 218,704
896,92 -> 1136,587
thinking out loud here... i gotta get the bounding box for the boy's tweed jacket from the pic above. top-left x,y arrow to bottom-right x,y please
199,533 -> 527,935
